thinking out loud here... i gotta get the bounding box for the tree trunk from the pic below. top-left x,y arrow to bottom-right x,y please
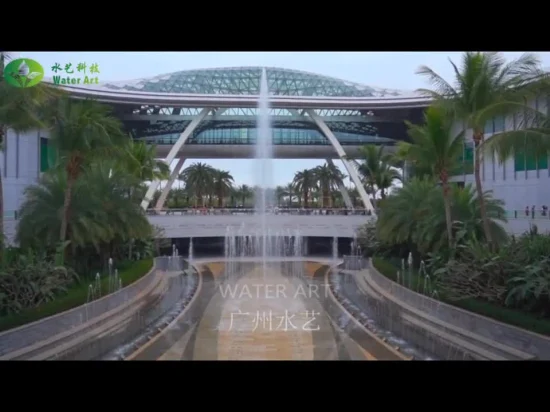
473,131 -> 493,247
59,174 -> 76,242
303,190 -> 309,208
0,164 -> 4,251
0,55 -> 5,252
323,188 -> 330,208
217,190 -> 223,207
440,172 -> 453,246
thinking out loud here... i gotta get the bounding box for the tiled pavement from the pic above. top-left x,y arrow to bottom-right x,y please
131,263 -> 399,360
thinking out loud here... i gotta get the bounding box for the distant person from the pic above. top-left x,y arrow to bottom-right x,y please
525,206 -> 530,217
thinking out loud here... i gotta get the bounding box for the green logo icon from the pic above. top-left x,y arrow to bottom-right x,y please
4,58 -> 44,88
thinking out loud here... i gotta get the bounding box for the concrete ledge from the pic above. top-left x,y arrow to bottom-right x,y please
321,269 -> 409,361
1,269 -> 166,360
367,260 -> 550,359
0,259 -> 159,358
27,272 -> 168,360
125,265 -> 203,360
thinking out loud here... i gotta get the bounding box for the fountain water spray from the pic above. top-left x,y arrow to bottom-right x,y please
254,68 -> 273,276
222,69 -> 304,279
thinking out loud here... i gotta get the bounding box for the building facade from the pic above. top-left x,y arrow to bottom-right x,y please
450,95 -> 550,215
2,66 -> 549,228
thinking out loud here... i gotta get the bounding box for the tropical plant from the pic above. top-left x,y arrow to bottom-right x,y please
376,178 -> 507,261
212,169 -> 234,207
0,52 -> 64,250
47,98 -> 126,242
312,162 -> 346,207
416,51 -> 547,247
16,161 -> 152,260
0,250 -> 78,315
405,105 -> 465,244
178,162 -> 215,207
293,168 -> 316,208
350,145 -> 400,203
122,139 -> 170,184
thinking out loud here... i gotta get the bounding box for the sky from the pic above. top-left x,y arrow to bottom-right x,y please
14,51 -> 550,187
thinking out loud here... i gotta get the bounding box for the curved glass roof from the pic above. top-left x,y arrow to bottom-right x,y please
103,67 -> 409,98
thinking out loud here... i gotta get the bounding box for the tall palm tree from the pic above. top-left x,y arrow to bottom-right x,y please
179,162 -> 215,207
405,105 -> 465,244
0,52 -> 64,248
212,169 -> 234,207
313,162 -> 346,207
293,168 -> 316,208
416,52 -> 546,247
47,98 -> 126,243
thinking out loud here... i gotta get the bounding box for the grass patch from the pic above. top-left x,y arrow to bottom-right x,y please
0,258 -> 154,333
372,256 -> 550,336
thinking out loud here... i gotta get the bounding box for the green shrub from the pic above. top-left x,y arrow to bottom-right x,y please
0,258 -> 153,333
0,250 -> 79,315
372,256 -> 550,336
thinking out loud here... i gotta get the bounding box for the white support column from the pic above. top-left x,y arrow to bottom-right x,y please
155,157 -> 186,210
326,158 -> 353,209
307,109 -> 375,215
141,107 -> 211,210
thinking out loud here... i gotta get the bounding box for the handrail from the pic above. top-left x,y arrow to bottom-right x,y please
145,207 -> 372,216
5,209 -> 550,220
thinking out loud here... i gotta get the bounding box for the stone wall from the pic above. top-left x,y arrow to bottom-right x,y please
0,259 -> 160,357
368,261 -> 550,359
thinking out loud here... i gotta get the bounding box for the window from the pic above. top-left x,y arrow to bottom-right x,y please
40,137 -> 57,172
515,149 -> 548,172
484,115 -> 506,134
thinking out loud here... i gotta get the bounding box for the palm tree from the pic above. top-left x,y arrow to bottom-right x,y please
237,184 -> 252,207
122,139 -> 170,183
351,145 -> 401,204
17,161 -> 151,253
283,183 -> 295,207
179,162 -> 215,207
405,105 -> 465,244
312,162 -> 346,207
212,169 -> 234,207
0,52 -> 64,249
47,98 -> 126,243
416,52 -> 546,247
416,184 -> 508,254
293,168 -> 316,208
377,177 -> 507,261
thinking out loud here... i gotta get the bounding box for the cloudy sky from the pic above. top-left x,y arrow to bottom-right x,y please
16,51 -> 550,187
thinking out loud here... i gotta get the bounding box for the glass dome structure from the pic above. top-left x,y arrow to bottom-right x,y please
103,66 -> 408,98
